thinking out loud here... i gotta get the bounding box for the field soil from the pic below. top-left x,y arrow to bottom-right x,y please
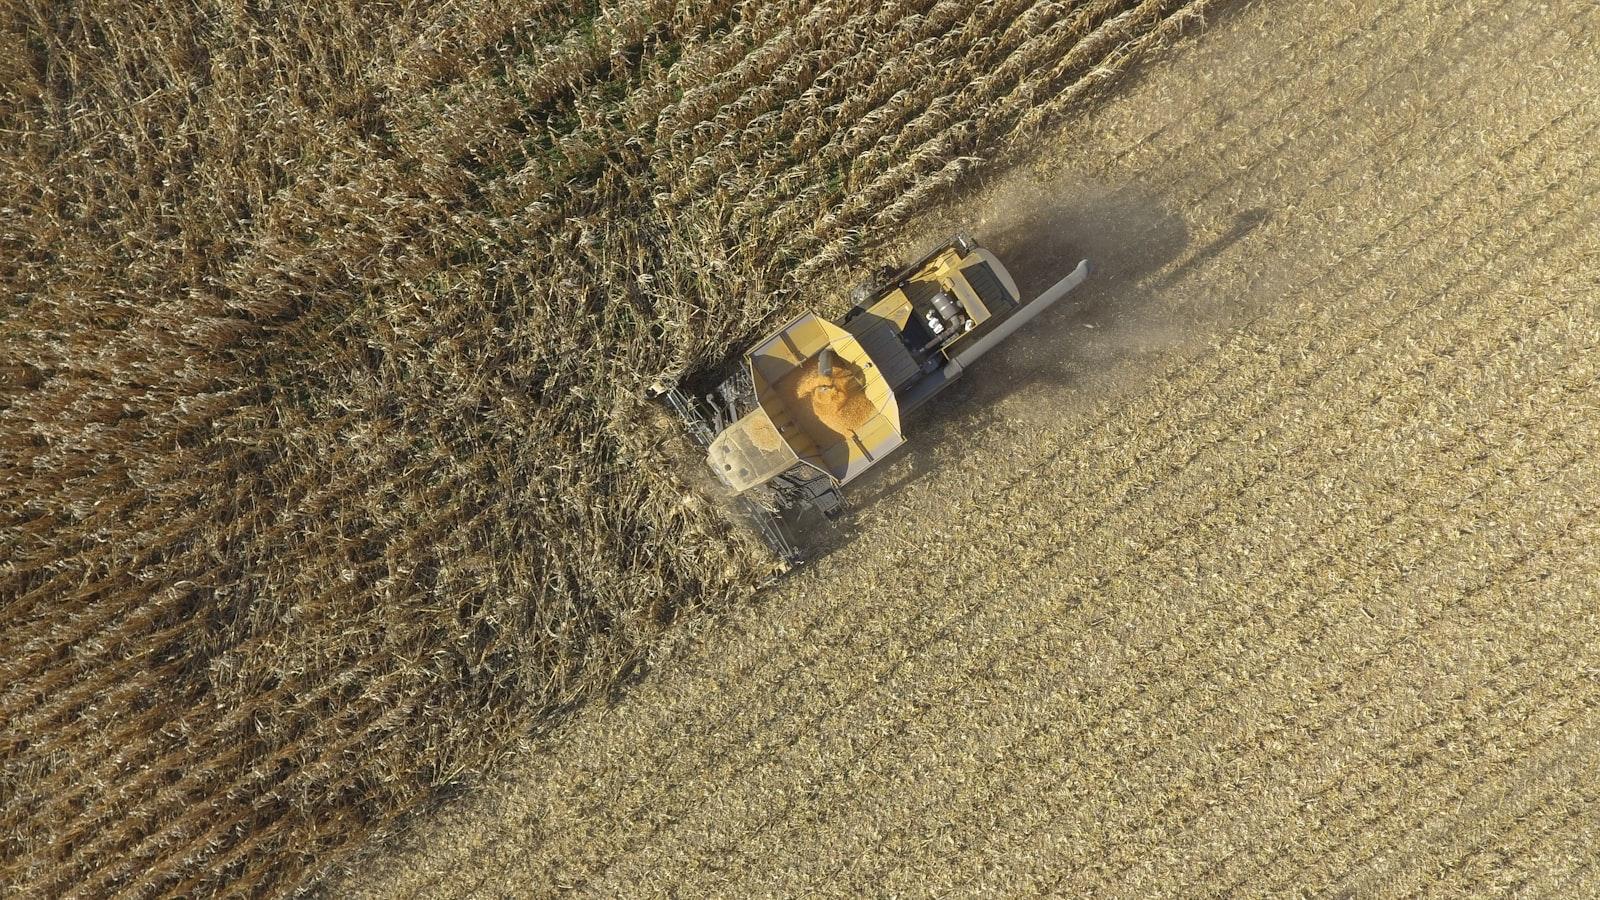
339,0 -> 1600,895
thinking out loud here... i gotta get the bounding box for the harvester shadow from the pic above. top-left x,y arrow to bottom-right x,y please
800,182 -> 1195,559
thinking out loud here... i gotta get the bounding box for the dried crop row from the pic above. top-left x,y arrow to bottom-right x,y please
1,0 -> 742,890
747,0 -> 1105,247
601,0 -> 1203,283
560,0 -> 1190,357
658,0 -> 1035,207
3,0 -> 771,883
789,0 -> 1209,278
0,0 -> 578,655
4,418 -> 462,769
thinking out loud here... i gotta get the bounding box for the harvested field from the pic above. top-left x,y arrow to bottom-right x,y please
334,0 -> 1600,896
1,0 -> 1212,895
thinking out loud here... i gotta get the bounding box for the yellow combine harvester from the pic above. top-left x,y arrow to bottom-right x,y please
659,234 -> 1090,565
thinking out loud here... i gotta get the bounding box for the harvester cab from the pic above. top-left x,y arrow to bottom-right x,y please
657,233 -> 1090,568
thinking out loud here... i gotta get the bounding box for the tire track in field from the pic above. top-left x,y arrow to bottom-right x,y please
1170,1 -> 1573,213
1158,506 -> 1600,890
1154,670 -> 1600,896
1091,0 -> 1521,208
1378,732 -> 1600,899
1091,0 -> 1405,169
1152,506 -> 1600,890
1241,659 -> 1600,896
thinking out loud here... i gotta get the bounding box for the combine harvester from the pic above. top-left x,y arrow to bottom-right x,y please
658,234 -> 1090,567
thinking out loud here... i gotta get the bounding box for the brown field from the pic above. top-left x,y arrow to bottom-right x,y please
333,0 -> 1600,896
2,0 -> 1214,895
7,0 -> 1599,895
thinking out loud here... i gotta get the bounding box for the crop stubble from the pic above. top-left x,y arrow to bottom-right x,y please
336,0 -> 1600,896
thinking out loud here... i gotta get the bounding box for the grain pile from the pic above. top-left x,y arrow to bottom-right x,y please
785,355 -> 877,438
0,0 -> 1211,894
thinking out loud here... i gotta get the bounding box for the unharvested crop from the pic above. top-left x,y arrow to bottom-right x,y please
0,0 -> 1211,894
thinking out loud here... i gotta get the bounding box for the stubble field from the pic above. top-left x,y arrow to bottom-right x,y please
338,0 -> 1600,896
